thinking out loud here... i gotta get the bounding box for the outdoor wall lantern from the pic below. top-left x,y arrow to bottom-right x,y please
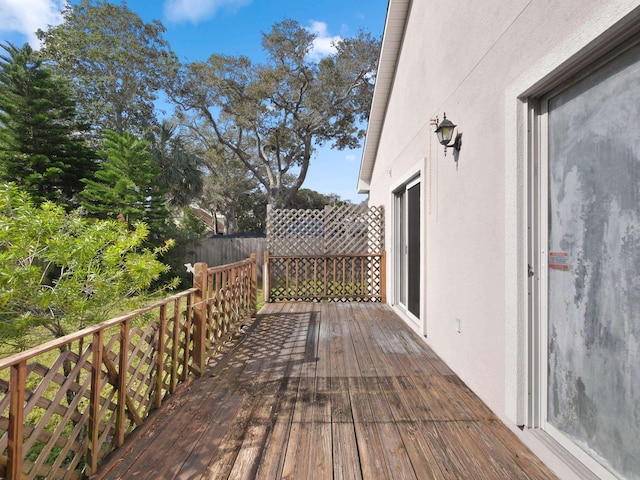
434,113 -> 462,157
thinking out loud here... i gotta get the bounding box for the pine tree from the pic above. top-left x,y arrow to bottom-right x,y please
0,42 -> 96,207
81,130 -> 169,238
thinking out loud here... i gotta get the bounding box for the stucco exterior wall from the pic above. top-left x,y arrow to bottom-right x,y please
365,1 -> 640,478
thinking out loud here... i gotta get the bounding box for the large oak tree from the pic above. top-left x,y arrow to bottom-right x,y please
174,19 -> 380,208
36,0 -> 178,138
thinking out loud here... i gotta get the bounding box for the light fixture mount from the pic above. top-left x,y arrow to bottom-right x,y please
434,113 -> 462,156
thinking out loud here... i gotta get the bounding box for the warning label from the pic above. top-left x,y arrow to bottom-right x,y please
549,252 -> 569,271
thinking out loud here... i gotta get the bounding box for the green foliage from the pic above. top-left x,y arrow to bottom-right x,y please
235,189 -> 268,234
174,19 -> 380,207
36,0 -> 178,137
199,145 -> 265,234
156,220 -> 202,290
0,42 -> 97,208
149,122 -> 204,207
175,207 -> 207,239
289,188 -> 350,210
0,184 -> 176,353
81,130 -> 170,238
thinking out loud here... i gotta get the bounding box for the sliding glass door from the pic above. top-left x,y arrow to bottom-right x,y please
395,178 -> 421,319
533,40 -> 640,479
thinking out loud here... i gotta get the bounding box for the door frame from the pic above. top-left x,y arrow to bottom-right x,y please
390,164 -> 424,330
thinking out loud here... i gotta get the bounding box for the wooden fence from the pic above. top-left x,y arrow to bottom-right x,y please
185,236 -> 266,282
0,256 -> 257,480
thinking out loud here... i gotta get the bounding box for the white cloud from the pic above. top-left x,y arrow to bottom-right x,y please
345,154 -> 356,162
164,0 -> 251,25
0,0 -> 65,47
306,20 -> 341,62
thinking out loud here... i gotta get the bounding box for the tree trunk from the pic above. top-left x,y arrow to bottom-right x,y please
224,204 -> 238,234
212,209 -> 218,235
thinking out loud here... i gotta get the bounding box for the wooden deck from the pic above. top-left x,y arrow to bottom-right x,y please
95,303 -> 557,480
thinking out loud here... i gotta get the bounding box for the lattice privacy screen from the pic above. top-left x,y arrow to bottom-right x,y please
267,205 -> 384,255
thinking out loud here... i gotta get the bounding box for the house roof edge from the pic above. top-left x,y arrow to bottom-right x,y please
357,0 -> 412,195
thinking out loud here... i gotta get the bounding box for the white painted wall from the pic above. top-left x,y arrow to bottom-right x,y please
366,1 -> 640,478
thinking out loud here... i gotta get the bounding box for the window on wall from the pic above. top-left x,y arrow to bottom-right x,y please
533,39 -> 640,479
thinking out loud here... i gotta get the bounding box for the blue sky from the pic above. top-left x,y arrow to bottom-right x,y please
0,0 -> 389,203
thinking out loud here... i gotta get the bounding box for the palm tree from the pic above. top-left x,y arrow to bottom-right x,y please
150,121 -> 204,207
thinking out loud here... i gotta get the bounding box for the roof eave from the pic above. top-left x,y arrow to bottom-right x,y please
357,0 -> 412,194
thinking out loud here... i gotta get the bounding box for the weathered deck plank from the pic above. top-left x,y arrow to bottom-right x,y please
324,303 -> 363,480
95,303 -> 557,480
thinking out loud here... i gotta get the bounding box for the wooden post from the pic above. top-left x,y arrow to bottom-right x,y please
323,257 -> 328,297
351,257 -> 358,297
7,361 -> 26,480
193,262 -> 208,377
115,319 -> 129,448
170,298 -> 180,393
221,269 -> 228,334
212,271 -> 220,338
87,330 -> 104,475
380,250 -> 387,304
263,251 -> 270,303
332,257 -> 337,293
360,256 -> 364,301
183,293 -> 193,382
250,253 -> 258,317
314,258 -> 318,296
285,258 -> 290,293
155,304 -> 167,409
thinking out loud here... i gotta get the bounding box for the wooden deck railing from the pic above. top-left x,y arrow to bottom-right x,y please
263,251 -> 386,303
0,255 -> 257,480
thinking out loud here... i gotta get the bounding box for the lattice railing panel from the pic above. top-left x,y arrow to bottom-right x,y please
122,323 -> 160,428
0,337 -> 106,480
0,291 -> 201,480
0,322 -> 172,480
0,256 -> 257,480
161,311 -> 193,394
268,254 -> 383,302
267,205 -> 384,255
205,258 -> 255,351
